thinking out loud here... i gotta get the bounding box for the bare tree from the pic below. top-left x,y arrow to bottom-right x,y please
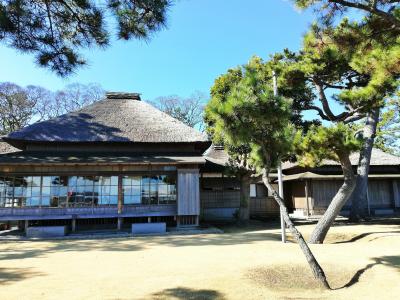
0,82 -> 105,134
48,83 -> 105,119
150,91 -> 206,130
0,82 -> 37,134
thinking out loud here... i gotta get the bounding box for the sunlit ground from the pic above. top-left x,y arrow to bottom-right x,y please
0,221 -> 399,300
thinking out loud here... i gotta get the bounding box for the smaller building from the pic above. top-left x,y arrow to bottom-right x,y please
283,149 -> 400,217
202,146 -> 400,220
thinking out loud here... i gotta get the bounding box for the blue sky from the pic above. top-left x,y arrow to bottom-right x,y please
0,0 -> 317,102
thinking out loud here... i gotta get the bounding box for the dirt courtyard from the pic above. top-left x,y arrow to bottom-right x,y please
0,221 -> 399,300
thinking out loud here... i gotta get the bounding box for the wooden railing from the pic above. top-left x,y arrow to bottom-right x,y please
0,204 -> 177,220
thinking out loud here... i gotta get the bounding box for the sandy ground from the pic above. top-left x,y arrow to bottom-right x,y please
0,221 -> 399,300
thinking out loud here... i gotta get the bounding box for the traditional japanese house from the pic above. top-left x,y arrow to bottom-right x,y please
0,92 -> 210,231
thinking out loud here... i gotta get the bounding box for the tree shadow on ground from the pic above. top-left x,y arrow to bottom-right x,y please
0,230 -> 283,262
0,267 -> 44,285
151,287 -> 226,300
333,231 -> 400,244
0,238 -> 146,261
336,255 -> 400,289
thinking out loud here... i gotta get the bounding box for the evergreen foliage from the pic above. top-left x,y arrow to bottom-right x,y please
0,0 -> 171,76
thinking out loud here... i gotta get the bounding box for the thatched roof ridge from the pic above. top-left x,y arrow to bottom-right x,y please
5,95 -> 209,146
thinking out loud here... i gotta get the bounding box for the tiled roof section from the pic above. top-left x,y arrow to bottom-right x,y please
282,148 -> 400,170
204,146 -> 400,169
0,139 -> 20,154
203,145 -> 230,166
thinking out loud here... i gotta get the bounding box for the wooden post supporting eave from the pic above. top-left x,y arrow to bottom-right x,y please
117,174 -> 123,231
24,220 -> 29,233
305,180 -> 310,217
392,180 -> 399,208
277,163 -> 286,243
71,218 -> 76,232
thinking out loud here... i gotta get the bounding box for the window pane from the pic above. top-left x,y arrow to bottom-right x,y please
41,196 -> 50,206
169,185 -> 176,195
100,177 -> 110,186
42,176 -> 51,187
27,196 -> 40,206
110,185 -> 118,195
109,195 -> 118,205
76,176 -> 86,186
158,184 -> 168,195
5,198 -> 13,207
42,186 -> 51,197
124,195 -> 141,205
31,187 -> 41,197
110,176 -> 118,186
122,176 -> 131,186
142,176 -> 150,185
32,176 -> 41,187
69,176 -> 78,186
99,195 -> 109,205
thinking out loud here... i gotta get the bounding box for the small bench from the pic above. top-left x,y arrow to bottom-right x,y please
26,226 -> 67,238
132,222 -> 166,234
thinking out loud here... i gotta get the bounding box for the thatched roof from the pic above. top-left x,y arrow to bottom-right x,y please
5,93 -> 209,148
283,148 -> 400,170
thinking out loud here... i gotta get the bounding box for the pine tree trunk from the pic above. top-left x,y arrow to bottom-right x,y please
261,169 -> 331,290
349,108 -> 380,222
309,155 -> 356,244
239,173 -> 250,221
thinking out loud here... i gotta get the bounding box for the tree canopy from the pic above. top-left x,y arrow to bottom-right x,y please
0,0 -> 172,76
294,0 -> 400,29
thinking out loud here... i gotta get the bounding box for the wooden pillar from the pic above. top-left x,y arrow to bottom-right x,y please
117,175 -> 123,231
117,217 -> 123,230
117,175 -> 123,214
393,180 -> 399,208
71,218 -> 76,232
305,180 -> 310,217
24,220 -> 29,232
